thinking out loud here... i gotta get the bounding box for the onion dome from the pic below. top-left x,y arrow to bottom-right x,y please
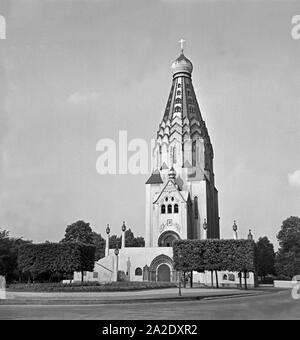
168,166 -> 176,181
171,53 -> 193,76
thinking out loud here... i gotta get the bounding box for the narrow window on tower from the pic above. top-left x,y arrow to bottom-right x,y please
174,204 -> 179,214
167,204 -> 172,214
205,149 -> 209,169
194,197 -> 198,219
161,205 -> 166,214
192,141 -> 196,166
173,146 -> 177,164
196,146 -> 200,163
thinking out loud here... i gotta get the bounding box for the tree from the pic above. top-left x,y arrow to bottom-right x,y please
18,242 -> 95,283
256,236 -> 275,281
0,229 -> 31,283
61,222 -> 145,261
109,229 -> 145,249
92,232 -> 106,261
109,235 -> 121,249
61,220 -> 94,244
173,239 -> 256,290
124,229 -> 145,247
0,230 -> 9,239
277,216 -> 300,253
203,240 -> 221,288
275,216 -> 300,279
275,251 -> 300,279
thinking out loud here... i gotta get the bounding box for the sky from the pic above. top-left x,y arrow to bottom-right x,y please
0,0 -> 299,248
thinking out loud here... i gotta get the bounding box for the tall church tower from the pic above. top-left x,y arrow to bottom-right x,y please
145,43 -> 220,247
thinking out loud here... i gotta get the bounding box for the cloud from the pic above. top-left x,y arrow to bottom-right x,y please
67,91 -> 100,104
288,170 -> 300,187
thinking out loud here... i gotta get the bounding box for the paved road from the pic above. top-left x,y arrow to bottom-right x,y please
0,290 -> 299,320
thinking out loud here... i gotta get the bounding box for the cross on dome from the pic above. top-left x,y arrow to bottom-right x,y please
178,38 -> 186,54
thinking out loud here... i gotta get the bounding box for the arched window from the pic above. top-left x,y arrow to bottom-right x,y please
223,274 -> 228,280
177,90 -> 181,96
161,205 -> 166,214
135,267 -> 142,276
175,98 -> 181,104
228,274 -> 235,281
174,204 -> 179,213
167,204 -> 172,214
177,83 -> 181,88
194,196 -> 198,219
175,106 -> 182,113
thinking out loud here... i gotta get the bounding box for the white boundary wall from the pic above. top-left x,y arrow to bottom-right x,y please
274,280 -> 298,288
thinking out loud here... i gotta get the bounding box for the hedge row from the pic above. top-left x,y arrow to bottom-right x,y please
18,242 -> 95,278
173,239 -> 256,273
7,281 -> 177,292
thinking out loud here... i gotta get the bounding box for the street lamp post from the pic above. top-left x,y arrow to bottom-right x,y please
203,218 -> 207,240
233,220 -> 238,240
178,250 -> 182,297
179,271 -> 182,296
114,246 -> 119,282
105,224 -> 110,257
121,221 -> 126,248
232,221 -> 243,288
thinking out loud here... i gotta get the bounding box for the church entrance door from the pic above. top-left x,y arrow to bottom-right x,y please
157,264 -> 171,282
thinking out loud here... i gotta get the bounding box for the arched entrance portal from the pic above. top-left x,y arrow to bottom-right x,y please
158,231 -> 180,247
157,264 -> 171,282
149,254 -> 176,282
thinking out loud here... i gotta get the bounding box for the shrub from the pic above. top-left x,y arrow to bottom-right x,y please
6,281 -> 176,292
18,242 -> 95,281
173,239 -> 256,273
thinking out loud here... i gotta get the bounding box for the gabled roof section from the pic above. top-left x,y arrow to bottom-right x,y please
183,160 -> 192,168
160,162 -> 169,170
153,179 -> 188,204
145,169 -> 163,185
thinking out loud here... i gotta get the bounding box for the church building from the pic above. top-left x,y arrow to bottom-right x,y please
74,43 -> 254,286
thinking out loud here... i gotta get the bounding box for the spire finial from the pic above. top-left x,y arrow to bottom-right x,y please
178,38 -> 186,54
